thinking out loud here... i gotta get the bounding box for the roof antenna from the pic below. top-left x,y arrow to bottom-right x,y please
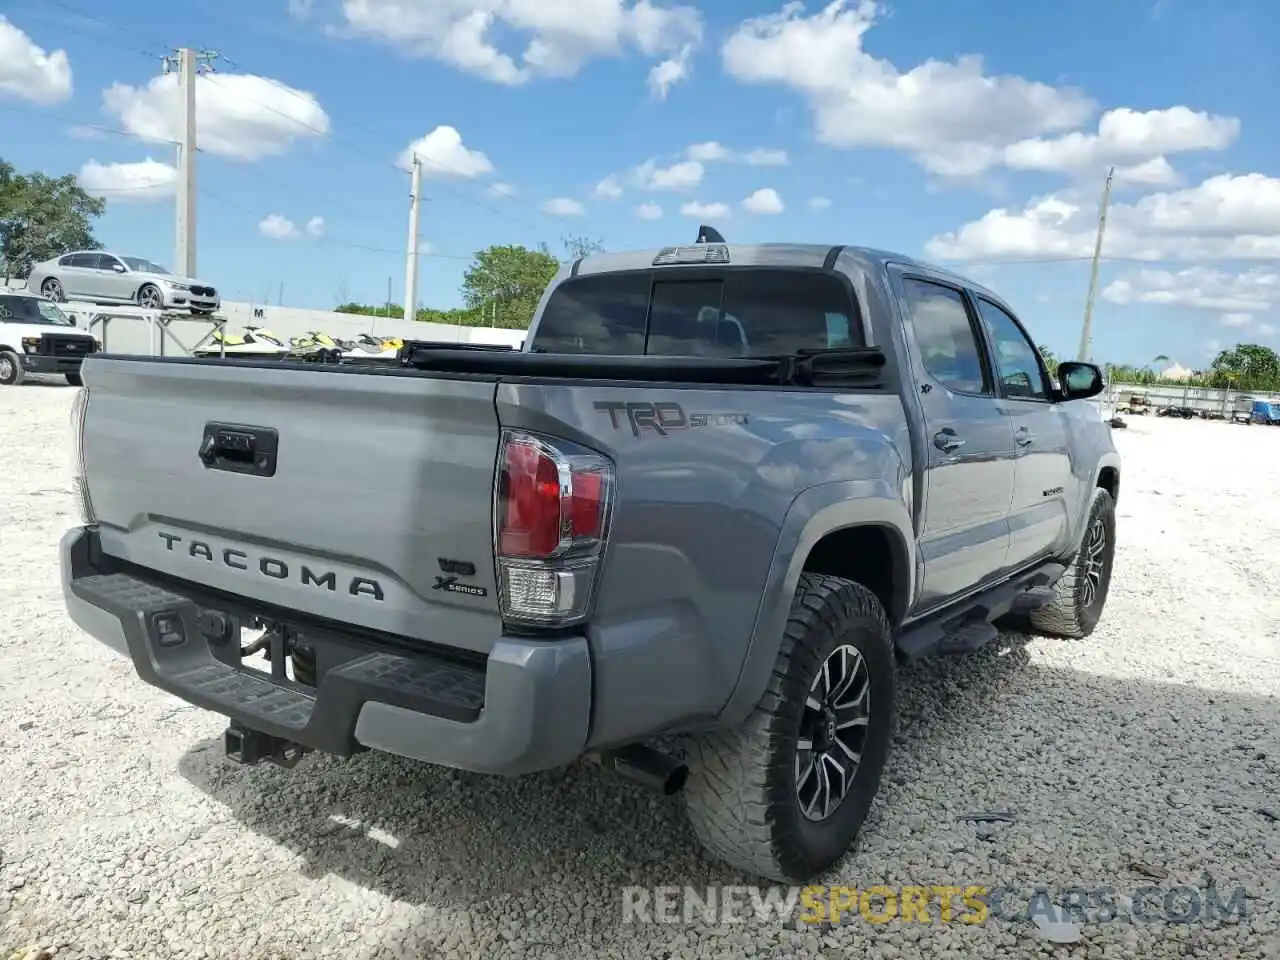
695,224 -> 725,244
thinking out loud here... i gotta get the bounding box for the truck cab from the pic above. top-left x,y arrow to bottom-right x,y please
0,291 -> 98,386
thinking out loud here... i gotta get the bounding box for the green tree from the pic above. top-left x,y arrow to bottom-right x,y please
0,158 -> 106,280
1205,343 -> 1280,391
461,243 -> 560,329
1037,344 -> 1060,379
559,233 -> 606,260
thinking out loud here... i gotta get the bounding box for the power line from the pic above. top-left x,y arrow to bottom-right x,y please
35,0 -> 170,59
194,185 -> 473,261
946,253 -> 1238,267
0,102 -> 180,146
204,52 -> 568,238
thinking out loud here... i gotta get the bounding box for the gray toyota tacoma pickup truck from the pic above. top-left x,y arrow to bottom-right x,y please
60,236 -> 1120,882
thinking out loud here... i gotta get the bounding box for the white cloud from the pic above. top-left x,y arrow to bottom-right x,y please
259,214 -> 299,239
1110,157 -> 1181,188
77,158 -> 177,203
1220,312 -> 1252,327
339,0 -> 702,94
1001,106 -> 1239,184
399,125 -> 493,177
808,195 -> 831,211
649,43 -> 694,99
680,200 -> 730,219
306,215 -> 325,237
742,187 -> 784,214
593,174 -> 624,199
486,181 -> 517,198
541,196 -> 586,216
1258,322 -> 1276,337
1102,267 -> 1280,312
721,0 -> 1094,177
632,157 -> 704,191
635,201 -> 663,219
0,17 -> 72,105
684,141 -> 789,166
743,147 -> 788,166
925,173 -> 1280,263
686,141 -> 731,162
102,72 -> 329,162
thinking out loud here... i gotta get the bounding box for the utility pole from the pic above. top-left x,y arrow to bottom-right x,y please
403,154 -> 422,322
162,48 -> 217,279
1077,166 -> 1114,362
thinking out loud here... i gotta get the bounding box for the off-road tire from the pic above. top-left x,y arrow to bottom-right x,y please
682,574 -> 896,882
65,372 -> 83,387
1030,487 -> 1116,639
0,349 -> 25,386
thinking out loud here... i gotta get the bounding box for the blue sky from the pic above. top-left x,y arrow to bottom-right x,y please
2,0 -> 1278,368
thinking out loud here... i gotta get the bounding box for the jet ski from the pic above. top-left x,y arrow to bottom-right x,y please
193,325 -> 292,359
338,332 -> 403,361
288,330 -> 344,362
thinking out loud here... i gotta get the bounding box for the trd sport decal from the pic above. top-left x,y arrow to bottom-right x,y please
593,400 -> 749,437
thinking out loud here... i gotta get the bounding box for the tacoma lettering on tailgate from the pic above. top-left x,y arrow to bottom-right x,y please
157,531 -> 385,600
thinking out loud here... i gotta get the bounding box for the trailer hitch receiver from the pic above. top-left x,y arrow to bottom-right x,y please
224,722 -> 308,769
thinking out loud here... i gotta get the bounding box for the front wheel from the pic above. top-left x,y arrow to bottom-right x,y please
682,573 -> 896,882
136,284 -> 164,309
1030,487 -> 1116,639
65,372 -> 83,387
0,350 -> 25,386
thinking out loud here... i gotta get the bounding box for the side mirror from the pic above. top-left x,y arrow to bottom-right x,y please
111,263 -> 126,273
1057,361 -> 1104,401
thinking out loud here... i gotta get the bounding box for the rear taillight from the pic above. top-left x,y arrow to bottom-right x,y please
69,386 -> 96,524
494,430 -> 613,626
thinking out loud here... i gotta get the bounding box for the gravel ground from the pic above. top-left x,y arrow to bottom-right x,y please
2,383 -> 1278,960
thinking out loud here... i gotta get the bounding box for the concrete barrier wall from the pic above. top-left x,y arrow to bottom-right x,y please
2,281 -> 525,354
81,301 -> 525,356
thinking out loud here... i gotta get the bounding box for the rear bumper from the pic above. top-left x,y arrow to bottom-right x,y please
22,354 -> 84,374
60,526 -> 591,775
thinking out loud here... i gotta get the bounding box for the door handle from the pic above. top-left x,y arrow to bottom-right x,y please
1015,427 -> 1035,447
933,429 -> 964,453
199,422 -> 279,477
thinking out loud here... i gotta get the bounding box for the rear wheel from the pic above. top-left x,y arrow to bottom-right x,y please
0,350 -> 24,386
1030,487 -> 1116,639
682,573 -> 896,882
65,372 -> 83,387
40,277 -> 64,301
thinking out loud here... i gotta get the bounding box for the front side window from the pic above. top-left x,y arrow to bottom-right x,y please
974,298 -> 1050,400
0,295 -> 73,325
900,278 -> 989,395
532,269 -> 861,357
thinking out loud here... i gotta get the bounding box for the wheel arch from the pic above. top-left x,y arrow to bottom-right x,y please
1094,453 -> 1121,505
717,481 -> 915,727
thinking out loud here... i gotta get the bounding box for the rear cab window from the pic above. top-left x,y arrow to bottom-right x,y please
530,269 -> 862,357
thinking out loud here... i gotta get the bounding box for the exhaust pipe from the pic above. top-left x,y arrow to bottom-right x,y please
590,744 -> 689,795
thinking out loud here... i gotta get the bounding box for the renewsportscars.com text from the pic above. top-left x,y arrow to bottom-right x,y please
621,883 -> 1250,926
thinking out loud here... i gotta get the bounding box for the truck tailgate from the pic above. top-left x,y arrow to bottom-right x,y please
79,358 -> 504,654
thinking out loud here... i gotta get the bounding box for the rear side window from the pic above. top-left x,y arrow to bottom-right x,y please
900,278 -> 989,395
532,269 -> 861,356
